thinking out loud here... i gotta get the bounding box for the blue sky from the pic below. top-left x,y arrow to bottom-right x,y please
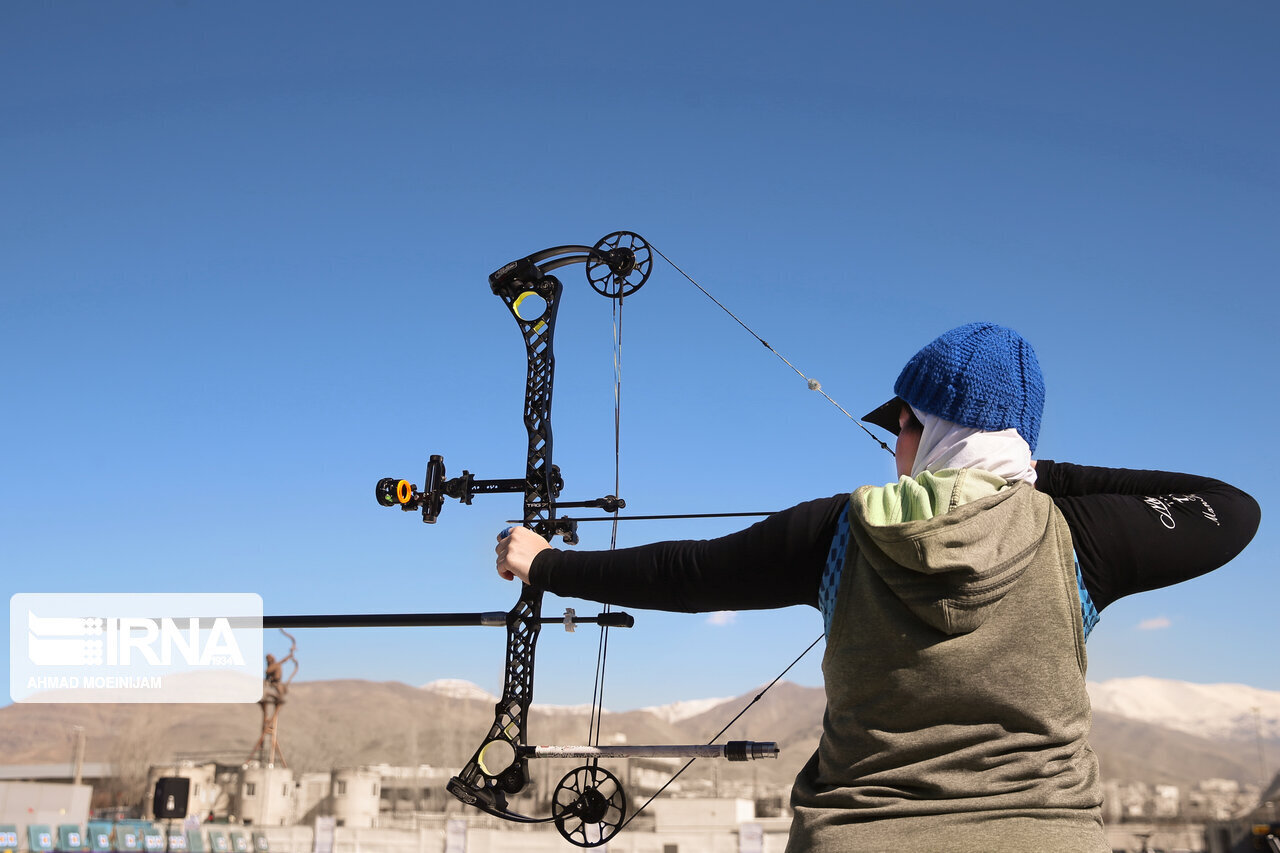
2,2 -> 1276,711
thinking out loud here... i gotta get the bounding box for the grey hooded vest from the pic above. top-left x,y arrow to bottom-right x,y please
787,479 -> 1107,853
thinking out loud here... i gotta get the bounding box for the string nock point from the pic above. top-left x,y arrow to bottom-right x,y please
807,378 -> 821,391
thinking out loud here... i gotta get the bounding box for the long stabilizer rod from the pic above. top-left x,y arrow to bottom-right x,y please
262,610 -> 634,630
520,741 -> 778,761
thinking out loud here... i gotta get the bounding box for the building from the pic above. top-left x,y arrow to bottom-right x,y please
143,763 -> 223,822
0,781 -> 91,828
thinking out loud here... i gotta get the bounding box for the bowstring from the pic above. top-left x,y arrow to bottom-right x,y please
577,239 -> 890,833
606,239 -> 890,828
649,243 -> 893,457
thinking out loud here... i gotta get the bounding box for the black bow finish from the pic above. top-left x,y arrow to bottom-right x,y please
369,232 -> 780,846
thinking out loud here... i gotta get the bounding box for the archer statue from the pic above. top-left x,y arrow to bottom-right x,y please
247,628 -> 297,767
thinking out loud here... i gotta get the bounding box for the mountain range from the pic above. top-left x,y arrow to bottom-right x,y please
1086,676 -> 1280,742
1,676 -> 1275,797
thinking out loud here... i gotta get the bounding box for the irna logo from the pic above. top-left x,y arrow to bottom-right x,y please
10,592 -> 263,703
26,612 -> 246,667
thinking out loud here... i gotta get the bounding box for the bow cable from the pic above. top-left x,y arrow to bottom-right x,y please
584,291 -> 624,753
617,632 -> 824,834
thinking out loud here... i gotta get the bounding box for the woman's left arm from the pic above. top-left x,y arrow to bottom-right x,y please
519,494 -> 849,613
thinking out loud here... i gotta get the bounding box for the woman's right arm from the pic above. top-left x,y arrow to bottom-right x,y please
1035,461 -> 1260,611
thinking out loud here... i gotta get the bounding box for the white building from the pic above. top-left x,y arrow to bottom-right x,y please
329,768 -> 380,828
236,765 -> 295,827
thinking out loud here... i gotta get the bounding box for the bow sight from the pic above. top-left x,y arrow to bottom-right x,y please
375,231 -> 651,546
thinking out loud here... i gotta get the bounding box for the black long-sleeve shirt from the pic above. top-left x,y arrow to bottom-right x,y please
530,461 -> 1260,620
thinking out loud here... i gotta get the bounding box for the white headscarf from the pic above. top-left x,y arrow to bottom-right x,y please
909,405 -> 1037,486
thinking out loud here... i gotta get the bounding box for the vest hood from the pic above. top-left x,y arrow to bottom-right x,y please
849,477 -> 1052,635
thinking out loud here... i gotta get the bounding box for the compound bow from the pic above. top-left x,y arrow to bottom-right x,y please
370,232 -> 780,846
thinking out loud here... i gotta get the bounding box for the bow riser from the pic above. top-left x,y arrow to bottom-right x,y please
447,274 -> 564,808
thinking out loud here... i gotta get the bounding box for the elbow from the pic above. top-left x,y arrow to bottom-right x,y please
1239,490 -> 1262,549
1218,487 -> 1261,567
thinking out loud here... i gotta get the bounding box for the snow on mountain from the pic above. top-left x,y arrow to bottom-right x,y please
421,675 -> 1280,742
640,696 -> 735,724
418,679 -> 733,720
420,679 -> 497,702
1087,677 -> 1280,742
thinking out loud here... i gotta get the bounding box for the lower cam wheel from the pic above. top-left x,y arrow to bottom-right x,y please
551,765 -> 626,848
586,231 -> 652,298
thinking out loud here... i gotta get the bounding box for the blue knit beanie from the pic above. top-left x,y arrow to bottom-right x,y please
893,322 -> 1045,452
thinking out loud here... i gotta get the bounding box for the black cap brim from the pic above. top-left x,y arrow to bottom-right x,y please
862,396 -> 904,435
